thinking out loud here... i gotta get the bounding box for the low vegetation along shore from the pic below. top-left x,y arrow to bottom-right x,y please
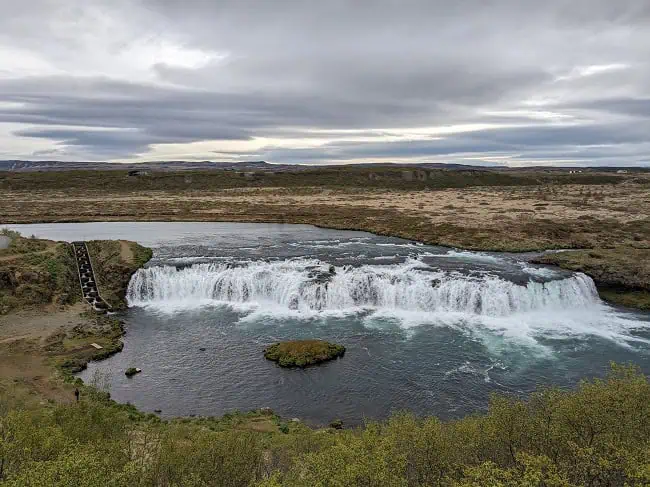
2,364 -> 649,485
1,168 -> 650,484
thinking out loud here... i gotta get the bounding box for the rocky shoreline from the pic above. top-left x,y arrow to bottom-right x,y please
532,248 -> 650,310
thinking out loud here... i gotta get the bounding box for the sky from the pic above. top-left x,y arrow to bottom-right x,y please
1,0 -> 649,166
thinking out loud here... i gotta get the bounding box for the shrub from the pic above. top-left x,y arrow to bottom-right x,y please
0,364 -> 648,486
329,419 -> 343,430
0,228 -> 21,240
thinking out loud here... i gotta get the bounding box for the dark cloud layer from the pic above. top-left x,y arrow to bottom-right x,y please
0,0 -> 649,165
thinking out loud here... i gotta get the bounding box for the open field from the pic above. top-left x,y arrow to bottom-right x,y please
2,169 -> 650,251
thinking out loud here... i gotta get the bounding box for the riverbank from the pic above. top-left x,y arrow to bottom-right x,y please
0,233 -> 151,404
533,248 -> 650,310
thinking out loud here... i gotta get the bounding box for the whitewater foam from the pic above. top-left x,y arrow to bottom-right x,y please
124,258 -> 650,348
375,242 -> 421,248
520,264 -> 559,278
127,259 -> 599,317
440,250 -> 504,263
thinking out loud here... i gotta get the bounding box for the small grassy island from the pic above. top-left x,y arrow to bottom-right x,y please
264,340 -> 345,367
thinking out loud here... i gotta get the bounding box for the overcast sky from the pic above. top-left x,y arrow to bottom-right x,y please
1,0 -> 649,166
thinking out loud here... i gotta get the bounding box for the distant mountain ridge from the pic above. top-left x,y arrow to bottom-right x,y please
0,160 -> 275,172
0,160 -> 646,173
0,160 -> 487,173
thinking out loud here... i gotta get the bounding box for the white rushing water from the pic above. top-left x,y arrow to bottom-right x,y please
127,259 -> 600,317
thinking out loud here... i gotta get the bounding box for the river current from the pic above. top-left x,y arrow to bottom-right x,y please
6,222 -> 650,425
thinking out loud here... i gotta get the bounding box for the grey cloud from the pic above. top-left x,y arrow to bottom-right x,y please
469,123 -> 650,148
568,98 -> 650,118
13,128 -> 156,157
0,76 -> 457,133
247,122 -> 650,165
1,0 -> 649,164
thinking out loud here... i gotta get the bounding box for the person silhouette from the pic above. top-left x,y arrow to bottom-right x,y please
74,388 -> 80,402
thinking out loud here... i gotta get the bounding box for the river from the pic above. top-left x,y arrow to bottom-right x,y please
5,222 -> 650,425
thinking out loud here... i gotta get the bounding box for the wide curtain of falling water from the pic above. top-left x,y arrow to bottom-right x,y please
126,260 -> 600,317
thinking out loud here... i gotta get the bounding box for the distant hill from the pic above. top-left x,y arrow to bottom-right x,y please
0,159 -> 647,173
0,160 -> 277,172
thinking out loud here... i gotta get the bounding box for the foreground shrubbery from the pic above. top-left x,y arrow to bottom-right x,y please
1,365 -> 649,486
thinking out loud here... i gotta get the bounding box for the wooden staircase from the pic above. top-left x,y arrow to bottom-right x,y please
72,242 -> 111,313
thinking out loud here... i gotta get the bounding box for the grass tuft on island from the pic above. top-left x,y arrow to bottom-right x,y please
264,340 -> 345,368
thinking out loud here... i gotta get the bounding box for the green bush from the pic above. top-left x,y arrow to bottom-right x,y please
0,228 -> 20,240
0,294 -> 20,315
0,364 -> 648,486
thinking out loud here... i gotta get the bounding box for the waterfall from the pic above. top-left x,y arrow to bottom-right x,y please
126,259 -> 600,316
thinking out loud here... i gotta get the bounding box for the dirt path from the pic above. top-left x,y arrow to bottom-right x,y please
0,303 -> 90,404
0,303 -> 88,344
119,240 -> 134,264
0,342 -> 74,404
